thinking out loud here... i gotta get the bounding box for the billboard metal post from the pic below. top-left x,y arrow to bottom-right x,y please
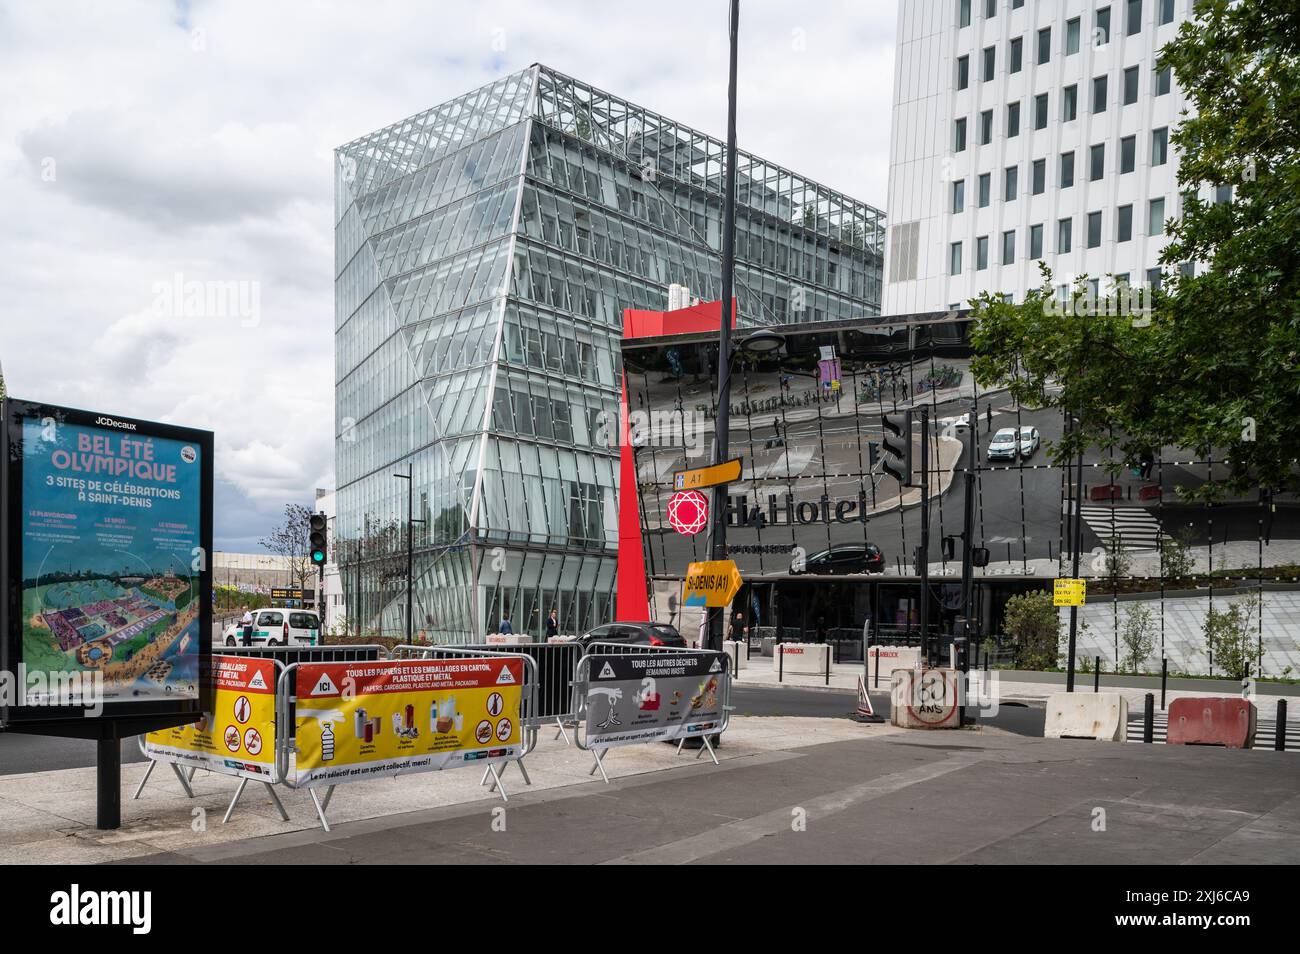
1066,415 -> 1085,692
919,406 -> 930,664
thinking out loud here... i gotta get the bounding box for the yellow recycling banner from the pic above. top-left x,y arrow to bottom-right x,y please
143,654 -> 278,782
292,657 -> 524,788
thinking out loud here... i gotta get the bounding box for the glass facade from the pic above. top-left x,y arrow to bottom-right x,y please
334,65 -> 885,640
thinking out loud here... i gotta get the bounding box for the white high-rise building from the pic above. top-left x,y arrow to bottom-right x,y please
883,0 -> 1196,313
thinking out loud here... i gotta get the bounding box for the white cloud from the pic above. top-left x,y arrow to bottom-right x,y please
0,0 -> 896,550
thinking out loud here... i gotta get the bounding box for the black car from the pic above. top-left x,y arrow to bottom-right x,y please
793,543 -> 885,575
576,621 -> 688,649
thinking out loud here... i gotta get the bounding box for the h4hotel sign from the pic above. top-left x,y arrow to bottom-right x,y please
721,490 -> 874,528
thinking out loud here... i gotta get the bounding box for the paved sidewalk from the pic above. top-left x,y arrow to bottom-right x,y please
125,727 -> 1300,865
0,715 -> 895,864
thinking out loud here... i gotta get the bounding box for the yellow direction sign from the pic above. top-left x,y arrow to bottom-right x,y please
1053,578 -> 1087,606
683,560 -> 743,608
673,457 -> 742,491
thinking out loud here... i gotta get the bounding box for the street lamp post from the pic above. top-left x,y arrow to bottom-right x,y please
393,464 -> 426,644
705,0 -> 741,653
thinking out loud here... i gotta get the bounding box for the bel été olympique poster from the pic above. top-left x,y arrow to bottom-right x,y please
19,414 -> 203,706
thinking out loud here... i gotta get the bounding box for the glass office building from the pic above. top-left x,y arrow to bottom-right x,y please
333,64 -> 885,639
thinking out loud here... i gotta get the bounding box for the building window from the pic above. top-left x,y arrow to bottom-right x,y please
1117,204 -> 1133,241
1180,261 -> 1195,278
1010,36 -> 1023,73
1007,101 -> 1021,137
1152,126 -> 1169,165
950,241 -> 963,275
1030,223 -> 1044,259
980,109 -> 993,144
1155,65 -> 1172,95
1037,26 -> 1051,64
1013,0 -> 1023,7
1034,92 -> 1049,129
1093,74 -> 1108,113
952,179 -> 966,213
1057,217 -> 1073,253
1215,184 -> 1233,204
959,0 -> 971,28
983,45 -> 996,81
1002,229 -> 1016,263
1066,17 -> 1081,54
1060,150 -> 1075,188
1087,211 -> 1102,248
1096,6 -> 1112,45
978,172 -> 991,207
985,0 -> 996,16
1123,65 -> 1139,104
1127,0 -> 1143,35
957,55 -> 970,90
1063,84 -> 1078,121
1148,197 -> 1166,235
1032,157 -> 1046,194
1005,165 -> 1019,200
955,117 -> 967,152
1120,135 -> 1136,173
1090,143 -> 1105,180
977,235 -> 989,269
1159,0 -> 1174,25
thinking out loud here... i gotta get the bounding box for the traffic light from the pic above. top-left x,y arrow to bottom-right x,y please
309,512 -> 328,571
880,410 -> 913,485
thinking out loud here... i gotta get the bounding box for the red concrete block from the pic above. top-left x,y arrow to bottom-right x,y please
1166,697 -> 1257,749
1089,485 -> 1123,502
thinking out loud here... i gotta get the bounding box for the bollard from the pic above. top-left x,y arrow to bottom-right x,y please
779,644 -> 784,684
1277,700 -> 1288,752
825,644 -> 830,686
1094,657 -> 1101,693
1160,658 -> 1168,710
1143,693 -> 1154,743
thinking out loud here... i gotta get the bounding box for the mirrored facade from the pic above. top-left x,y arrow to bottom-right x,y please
334,65 -> 885,640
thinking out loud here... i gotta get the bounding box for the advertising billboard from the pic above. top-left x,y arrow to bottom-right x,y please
2,399 -> 213,731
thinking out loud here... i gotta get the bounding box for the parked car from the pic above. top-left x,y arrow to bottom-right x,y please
1017,425 -> 1041,457
221,609 -> 320,647
987,427 -> 1021,461
792,543 -> 885,575
576,621 -> 687,649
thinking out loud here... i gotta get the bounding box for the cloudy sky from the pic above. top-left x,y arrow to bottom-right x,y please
0,0 -> 897,552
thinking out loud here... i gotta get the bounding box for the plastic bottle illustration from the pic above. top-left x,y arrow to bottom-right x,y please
321,721 -> 335,761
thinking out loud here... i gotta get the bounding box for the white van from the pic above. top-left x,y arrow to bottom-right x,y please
222,609 -> 320,647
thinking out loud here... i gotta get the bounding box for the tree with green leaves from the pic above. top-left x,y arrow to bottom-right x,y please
969,2 -> 1300,499
1002,589 -> 1061,670
1118,602 -> 1157,673
1203,593 -> 1260,680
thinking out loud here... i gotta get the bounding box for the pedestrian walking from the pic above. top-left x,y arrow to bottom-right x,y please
545,608 -> 559,639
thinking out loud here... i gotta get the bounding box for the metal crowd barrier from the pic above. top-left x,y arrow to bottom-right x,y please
133,656 -> 289,825
390,644 -> 540,800
573,641 -> 733,782
403,641 -> 582,744
217,643 -> 388,664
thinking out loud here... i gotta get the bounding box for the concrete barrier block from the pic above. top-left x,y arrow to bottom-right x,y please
889,668 -> 961,729
868,646 -> 921,684
1167,697 -> 1256,749
773,642 -> 830,675
723,640 -> 745,672
1044,692 -> 1127,741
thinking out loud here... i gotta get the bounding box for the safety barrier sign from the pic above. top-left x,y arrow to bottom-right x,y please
136,654 -> 288,824
290,656 -> 525,789
144,654 -> 279,781
576,645 -> 731,781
